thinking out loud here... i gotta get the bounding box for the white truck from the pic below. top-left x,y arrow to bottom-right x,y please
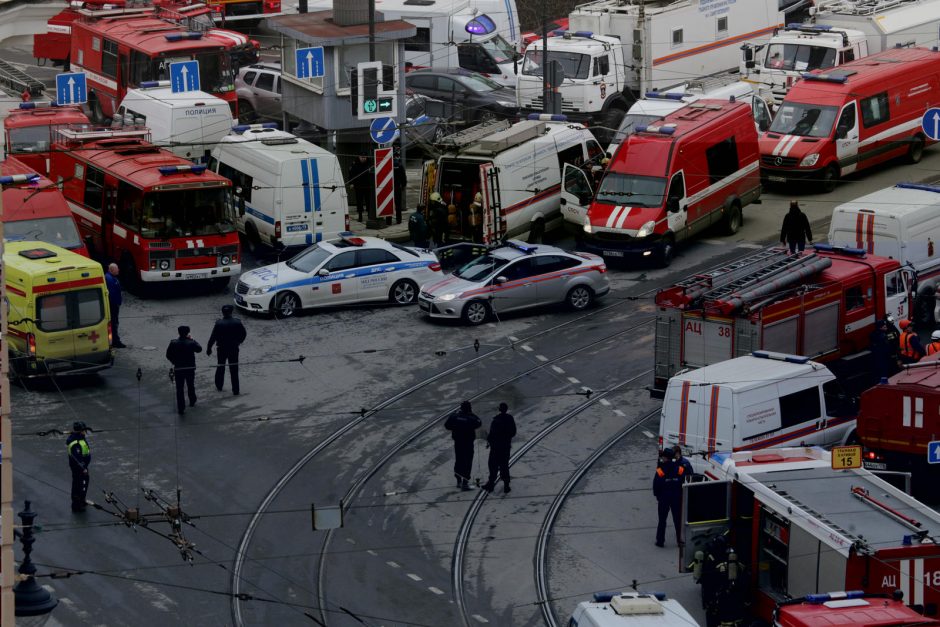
517,0 -> 787,142
569,592 -> 700,626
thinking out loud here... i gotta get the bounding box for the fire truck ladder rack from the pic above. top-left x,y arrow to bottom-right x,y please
813,0 -> 920,16
851,486 -> 925,532
703,253 -> 828,304
770,485 -> 867,549
0,59 -> 45,99
436,119 -> 511,149
675,248 -> 795,302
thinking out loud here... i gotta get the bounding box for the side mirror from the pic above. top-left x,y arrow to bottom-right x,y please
317,268 -> 330,277
495,276 -> 508,285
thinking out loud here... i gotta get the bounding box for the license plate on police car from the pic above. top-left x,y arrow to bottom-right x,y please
768,175 -> 787,183
235,295 -> 246,305
863,461 -> 887,470
186,273 -> 208,280
604,250 -> 625,258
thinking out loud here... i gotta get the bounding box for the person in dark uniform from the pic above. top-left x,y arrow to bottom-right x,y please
780,200 -> 813,254
348,154 -> 373,222
408,206 -> 430,248
482,402 -> 517,494
445,400 -> 481,491
207,304 -> 247,395
166,325 -> 202,415
429,192 -> 449,247
899,319 -> 925,364
67,421 -> 91,513
393,156 -> 407,225
653,449 -> 687,547
672,444 -> 694,478
105,263 -> 126,348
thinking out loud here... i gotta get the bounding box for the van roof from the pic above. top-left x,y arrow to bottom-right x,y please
123,87 -> 230,109
832,184 -> 940,221
3,240 -> 100,274
668,355 -> 826,393
218,130 -> 335,164
452,119 -> 589,158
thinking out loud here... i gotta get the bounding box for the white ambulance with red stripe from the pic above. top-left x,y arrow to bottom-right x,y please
760,46 -> 940,192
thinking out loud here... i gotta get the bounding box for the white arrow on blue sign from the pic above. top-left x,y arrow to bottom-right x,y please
170,60 -> 200,94
370,117 -> 399,145
295,46 -> 325,79
929,440 -> 940,464
922,108 -> 940,141
55,72 -> 87,106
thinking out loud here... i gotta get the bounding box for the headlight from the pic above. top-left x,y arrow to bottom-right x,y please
583,223 -> 593,234
800,153 -> 820,167
221,255 -> 231,265
496,101 -> 516,108
439,293 -> 458,301
248,285 -> 273,295
636,220 -> 656,238
159,260 -> 170,270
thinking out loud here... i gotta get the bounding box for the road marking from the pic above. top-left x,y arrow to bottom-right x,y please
614,409 -> 626,417
346,537 -> 356,544
508,336 -> 519,342
599,399 -> 611,406
567,377 -> 581,385
407,573 -> 423,581
367,550 -> 378,556
387,561 -> 400,568
536,354 -> 548,362
520,344 -> 533,352
428,586 -> 445,595
551,365 -> 565,374
472,615 -> 490,624
643,430 -> 655,438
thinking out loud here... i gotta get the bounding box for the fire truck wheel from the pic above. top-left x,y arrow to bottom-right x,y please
389,279 -> 418,305
274,291 -> 301,318
907,135 -> 925,164
462,300 -> 490,326
658,236 -> 675,268
723,203 -> 742,235
566,285 -> 594,311
238,100 -> 256,124
819,165 -> 839,193
528,218 -> 545,244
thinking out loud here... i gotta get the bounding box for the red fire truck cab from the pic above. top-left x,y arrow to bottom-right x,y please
50,126 -> 240,288
775,591 -> 940,627
4,102 -> 90,175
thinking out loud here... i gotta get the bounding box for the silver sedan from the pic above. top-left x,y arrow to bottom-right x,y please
418,241 -> 610,325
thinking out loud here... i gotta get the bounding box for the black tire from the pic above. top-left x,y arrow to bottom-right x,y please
916,290 -> 936,328
908,135 -> 925,164
273,291 -> 301,318
389,279 -> 418,305
528,218 -> 545,244
820,165 -> 839,193
242,221 -> 262,255
723,203 -> 742,235
658,236 -> 675,268
462,300 -> 489,326
238,100 -> 257,124
566,285 -> 594,311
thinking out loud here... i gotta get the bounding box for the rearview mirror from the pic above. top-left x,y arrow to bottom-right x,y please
317,268 -> 330,277
495,276 -> 508,284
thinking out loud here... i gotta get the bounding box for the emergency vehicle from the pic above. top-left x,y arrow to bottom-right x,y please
1,158 -> 88,257
760,47 -> 940,192
210,124 -> 349,250
829,183 -> 940,327
49,126 -> 240,289
4,241 -> 113,377
3,101 -> 90,175
421,115 -> 604,244
577,99 -> 761,266
812,0 -> 940,53
684,447 -> 940,624
652,245 -> 910,396
568,592 -> 699,626
775,591 -> 940,627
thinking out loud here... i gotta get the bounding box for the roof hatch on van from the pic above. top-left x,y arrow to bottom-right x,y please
18,248 -> 56,260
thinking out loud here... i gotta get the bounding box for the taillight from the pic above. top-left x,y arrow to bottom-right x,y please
108,322 -> 113,346
265,0 -> 280,9
658,435 -> 663,448
27,333 -> 36,357
429,262 -> 441,272
274,220 -> 281,238
595,264 -> 607,274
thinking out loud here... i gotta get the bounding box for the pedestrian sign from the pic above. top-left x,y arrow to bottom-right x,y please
55,72 -> 87,106
831,445 -> 861,470
929,440 -> 940,464
295,46 -> 325,79
369,117 -> 399,145
923,108 -> 940,141
170,60 -> 200,93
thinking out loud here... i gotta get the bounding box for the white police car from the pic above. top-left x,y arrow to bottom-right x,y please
235,234 -> 441,317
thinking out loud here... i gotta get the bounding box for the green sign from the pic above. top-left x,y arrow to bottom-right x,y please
363,99 -> 378,113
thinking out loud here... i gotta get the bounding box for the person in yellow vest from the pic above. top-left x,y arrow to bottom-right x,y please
899,319 -> 924,364
925,330 -> 940,358
67,422 -> 91,513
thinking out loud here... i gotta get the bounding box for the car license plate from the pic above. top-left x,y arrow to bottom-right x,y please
768,175 -> 787,183
863,461 -> 887,470
286,224 -> 308,232
604,250 -> 625,258
186,273 -> 208,280
235,295 -> 246,305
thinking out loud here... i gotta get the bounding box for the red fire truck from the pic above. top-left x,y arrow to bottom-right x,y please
685,447 -> 940,625
652,245 -> 911,396
68,6 -> 239,120
4,101 -> 90,175
1,157 -> 89,257
775,591 -> 940,627
50,126 -> 241,288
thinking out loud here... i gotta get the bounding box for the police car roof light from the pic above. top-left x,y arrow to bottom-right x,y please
341,235 -> 367,246
897,183 -> 940,194
165,32 -> 203,41
139,80 -> 171,88
752,350 -> 809,364
232,122 -> 279,133
0,173 -> 41,185
504,240 -> 537,254
801,72 -> 848,83
573,31 -> 594,38
158,164 -> 207,175
526,113 -> 568,122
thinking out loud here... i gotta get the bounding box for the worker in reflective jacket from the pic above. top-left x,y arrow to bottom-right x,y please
67,421 -> 91,513
653,450 -> 685,548
899,319 -> 924,364
925,330 -> 940,359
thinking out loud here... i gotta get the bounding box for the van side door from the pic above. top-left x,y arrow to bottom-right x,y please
883,268 -> 910,322
665,172 -> 688,240
560,163 -> 593,230
834,102 -> 859,175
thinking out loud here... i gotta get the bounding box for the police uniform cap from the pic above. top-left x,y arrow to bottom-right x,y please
73,421 -> 87,432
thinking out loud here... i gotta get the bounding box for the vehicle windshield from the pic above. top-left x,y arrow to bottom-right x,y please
286,244 -> 333,273
453,254 -> 510,281
478,34 -> 517,65
153,50 -> 233,94
764,43 -> 837,73
136,187 -> 235,237
4,216 -> 83,250
522,50 -> 590,79
769,102 -> 838,138
596,173 -> 667,208
7,127 -> 51,153
611,114 -> 666,146
459,73 -> 503,92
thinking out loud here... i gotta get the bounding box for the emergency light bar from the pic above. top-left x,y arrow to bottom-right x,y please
232,122 -> 279,133
644,91 -> 689,100
165,32 -> 203,41
592,592 -> 667,603
340,235 -> 367,246
897,182 -> 940,194
526,113 -> 567,122
158,164 -> 207,175
801,72 -> 848,83
812,243 -> 866,256
787,23 -> 831,30
634,124 -> 677,135
18,101 -> 58,109
504,240 -> 537,254
752,351 -> 810,364
804,591 -> 866,604
139,80 -> 171,89
0,173 -> 41,185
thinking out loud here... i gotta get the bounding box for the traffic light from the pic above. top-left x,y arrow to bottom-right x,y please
355,61 -> 397,120
362,66 -> 379,114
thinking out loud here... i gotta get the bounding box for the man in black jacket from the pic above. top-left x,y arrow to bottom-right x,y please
166,325 -> 202,414
445,400 -> 481,490
349,154 -> 373,222
482,402 -> 516,494
780,200 -> 813,253
207,305 -> 247,395
67,421 -> 91,513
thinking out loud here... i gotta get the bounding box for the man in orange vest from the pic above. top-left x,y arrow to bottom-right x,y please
899,319 -> 924,364
653,449 -> 686,547
925,330 -> 940,359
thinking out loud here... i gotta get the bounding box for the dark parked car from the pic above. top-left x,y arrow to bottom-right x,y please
403,93 -> 451,151
404,69 -> 518,126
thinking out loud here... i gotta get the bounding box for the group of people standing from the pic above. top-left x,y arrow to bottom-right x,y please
445,401 -> 517,493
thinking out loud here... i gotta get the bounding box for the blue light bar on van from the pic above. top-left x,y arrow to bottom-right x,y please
232,122 -> 279,133
812,243 -> 866,256
552,30 -> 567,37
896,182 -> 940,194
18,101 -> 58,110
573,31 -> 594,38
165,32 -> 203,41
787,22 -> 831,30
158,164 -> 207,175
635,124 -> 677,135
644,91 -> 688,100
139,80 -> 171,88
752,351 -> 810,364
526,113 -> 567,122
0,173 -> 41,185
805,591 -> 866,604
801,72 -> 848,83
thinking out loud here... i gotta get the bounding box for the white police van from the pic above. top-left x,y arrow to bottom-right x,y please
117,82 -> 236,163
209,124 -> 349,251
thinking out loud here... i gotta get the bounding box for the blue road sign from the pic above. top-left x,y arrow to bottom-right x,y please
55,72 -> 87,106
930,440 -> 940,464
170,60 -> 200,93
370,117 -> 399,145
295,46 -> 325,79
923,108 -> 940,141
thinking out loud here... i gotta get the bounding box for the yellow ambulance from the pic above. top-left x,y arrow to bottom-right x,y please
4,241 -> 113,377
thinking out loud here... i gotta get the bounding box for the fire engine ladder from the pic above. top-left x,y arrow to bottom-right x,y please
702,252 -> 825,303
674,248 -> 791,301
769,486 -> 865,547
0,59 -> 45,99
436,119 -> 511,150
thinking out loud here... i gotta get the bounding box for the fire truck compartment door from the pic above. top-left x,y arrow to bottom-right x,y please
681,315 -> 733,369
681,480 -> 731,573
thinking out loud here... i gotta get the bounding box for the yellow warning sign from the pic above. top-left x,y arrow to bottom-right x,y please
832,445 -> 862,470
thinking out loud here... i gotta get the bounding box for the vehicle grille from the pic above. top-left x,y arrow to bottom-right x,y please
527,96 -> 578,113
419,291 -> 434,300
761,155 -> 799,168
236,281 -> 249,295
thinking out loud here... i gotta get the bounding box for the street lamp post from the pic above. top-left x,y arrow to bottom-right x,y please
13,501 -> 57,617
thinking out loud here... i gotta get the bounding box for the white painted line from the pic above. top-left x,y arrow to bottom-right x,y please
521,344 -> 533,352
536,354 -> 548,362
472,615 -> 490,624
407,573 -> 423,582
508,336 -> 519,342
387,561 -> 400,568
428,586 -> 445,595
345,537 -> 356,544
551,365 -> 565,374
599,398 -> 611,407
367,550 -> 378,556
567,377 -> 581,385
738,242 -> 763,249
643,430 -> 655,439
614,409 -> 626,417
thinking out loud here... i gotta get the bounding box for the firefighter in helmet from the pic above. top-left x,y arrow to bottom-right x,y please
925,330 -> 940,358
899,319 -> 925,364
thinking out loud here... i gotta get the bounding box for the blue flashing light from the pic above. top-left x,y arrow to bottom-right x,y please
592,592 -> 615,603
805,591 -> 865,604
465,14 -> 496,36
526,113 -> 568,122
645,91 -> 688,100
0,173 -> 41,185
18,102 -> 57,110
165,32 -> 202,41
897,182 -> 940,194
573,30 -> 594,38
232,122 -> 279,133
813,242 -> 866,256
139,80 -> 170,89
801,72 -> 848,83
812,243 -> 833,252
505,240 -> 537,253
636,124 -> 677,135
788,22 -> 831,30
158,164 -> 207,175
552,29 -> 567,37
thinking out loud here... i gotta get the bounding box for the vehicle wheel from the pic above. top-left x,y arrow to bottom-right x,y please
528,218 -> 545,244
462,300 -> 489,326
390,279 -> 418,305
274,291 -> 301,318
238,100 -> 257,124
566,285 -> 594,311
242,221 -> 262,255
658,236 -> 675,268
723,203 -> 742,235
916,289 -> 936,328
820,165 -> 839,193
907,135 -> 925,164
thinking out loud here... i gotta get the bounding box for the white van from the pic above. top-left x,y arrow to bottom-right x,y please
209,124 -> 349,250
569,592 -> 700,626
659,352 -> 856,461
829,183 -> 940,325
117,83 -> 236,163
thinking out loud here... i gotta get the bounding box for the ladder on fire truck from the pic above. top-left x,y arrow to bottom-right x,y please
813,0 -> 919,16
0,58 -> 45,99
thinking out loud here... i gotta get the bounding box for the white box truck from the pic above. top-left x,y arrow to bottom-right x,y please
569,592 -> 700,626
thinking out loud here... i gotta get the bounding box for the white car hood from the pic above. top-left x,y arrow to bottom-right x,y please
240,262 -> 306,288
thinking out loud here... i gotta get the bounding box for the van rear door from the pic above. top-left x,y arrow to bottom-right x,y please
69,273 -> 109,360
33,284 -> 75,371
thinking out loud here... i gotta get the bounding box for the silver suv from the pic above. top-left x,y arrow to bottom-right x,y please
235,63 -> 281,123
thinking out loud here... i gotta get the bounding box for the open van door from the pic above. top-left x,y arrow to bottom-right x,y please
560,163 -> 593,233
682,479 -> 731,572
480,162 -> 504,244
419,159 -> 436,210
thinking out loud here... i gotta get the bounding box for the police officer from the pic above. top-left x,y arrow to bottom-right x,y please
653,449 -> 687,547
67,421 -> 91,513
482,402 -> 516,494
925,330 -> 940,358
166,325 -> 202,415
207,304 -> 247,395
105,263 -> 125,348
408,206 -> 430,248
445,400 -> 481,491
899,319 -> 924,364
349,154 -> 373,222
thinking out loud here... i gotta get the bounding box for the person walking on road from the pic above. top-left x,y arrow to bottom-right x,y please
653,449 -> 687,547
67,421 -> 91,513
899,319 -> 925,364
166,325 -> 202,415
482,402 -> 516,494
207,304 -> 247,395
105,263 -> 126,348
349,154 -> 373,222
445,400 -> 481,491
409,206 -> 430,248
780,200 -> 813,254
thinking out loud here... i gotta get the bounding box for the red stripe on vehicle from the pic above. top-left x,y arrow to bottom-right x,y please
501,184 -> 561,215
866,214 -> 875,254
678,381 -> 690,446
32,277 -> 103,294
6,285 -> 25,297
856,213 -> 864,250
707,386 -> 720,452
653,24 -> 781,66
738,415 -> 856,451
